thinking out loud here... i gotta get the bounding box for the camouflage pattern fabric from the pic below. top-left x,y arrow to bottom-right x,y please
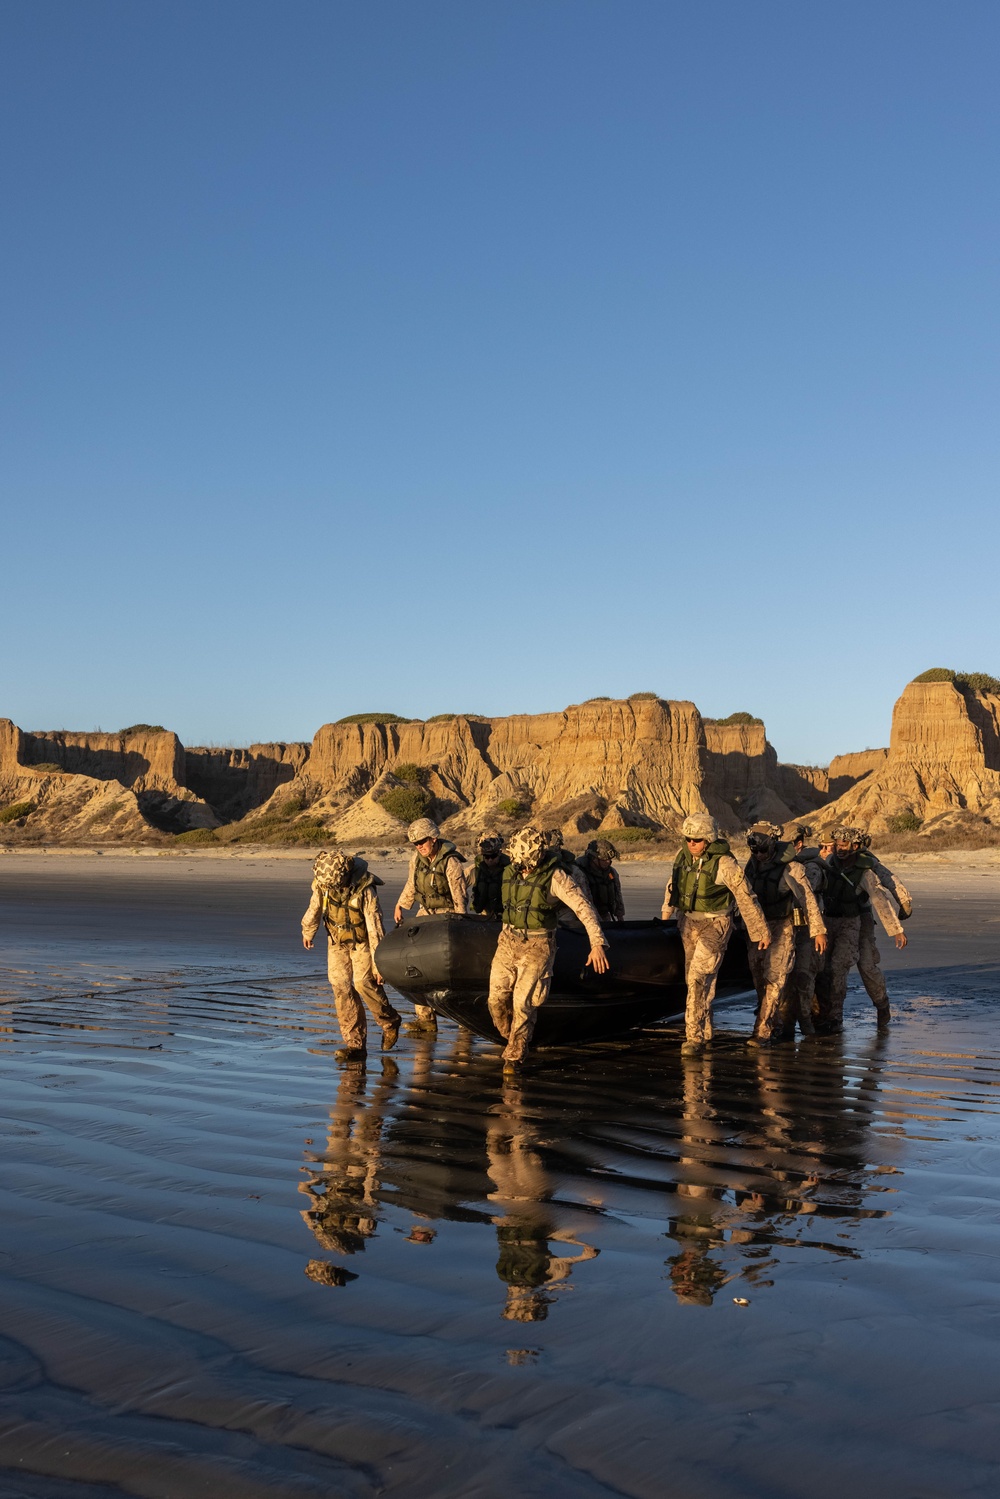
313,850 -> 352,891
488,928 -> 557,1062
857,907 -> 889,1010
786,925 -> 821,1035
325,943 -> 400,1050
747,915 -> 797,1040
677,912 -> 734,1043
813,914 -> 861,1031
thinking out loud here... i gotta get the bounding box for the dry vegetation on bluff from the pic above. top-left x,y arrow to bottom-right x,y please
3,673 -> 1000,852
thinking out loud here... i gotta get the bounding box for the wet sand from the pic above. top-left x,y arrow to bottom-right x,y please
1,855 -> 999,1497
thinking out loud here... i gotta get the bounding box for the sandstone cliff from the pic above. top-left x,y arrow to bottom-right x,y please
809,680 -> 1000,835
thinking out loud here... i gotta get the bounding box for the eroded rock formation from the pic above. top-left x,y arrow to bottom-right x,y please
811,679 -> 1000,834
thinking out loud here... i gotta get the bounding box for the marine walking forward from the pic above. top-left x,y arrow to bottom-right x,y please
742,821 -> 827,1043
394,817 -> 469,1029
856,831 -> 914,1023
302,851 -> 401,1060
488,825 -> 609,1069
661,814 -> 771,1053
813,826 -> 906,1033
575,838 -> 626,922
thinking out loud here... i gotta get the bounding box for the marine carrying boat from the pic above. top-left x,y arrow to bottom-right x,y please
375,915 -> 754,1045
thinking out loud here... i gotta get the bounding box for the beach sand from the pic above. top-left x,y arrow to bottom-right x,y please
0,854 -> 998,1497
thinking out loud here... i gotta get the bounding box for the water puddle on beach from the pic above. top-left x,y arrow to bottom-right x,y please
1,965 -> 999,1497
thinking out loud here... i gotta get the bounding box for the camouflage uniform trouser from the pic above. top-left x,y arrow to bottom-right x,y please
488,928 -> 556,1062
858,907 -> 889,1011
677,912 -> 733,1044
747,916 -> 796,1041
326,942 -> 400,1051
785,925 -> 820,1036
813,915 -> 860,1031
412,907 -> 446,1027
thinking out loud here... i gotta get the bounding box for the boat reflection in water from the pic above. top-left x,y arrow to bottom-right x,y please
298,1023 -> 897,1319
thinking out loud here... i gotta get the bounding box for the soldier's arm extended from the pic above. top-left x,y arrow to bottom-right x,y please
550,868 -> 609,951
717,855 -> 771,945
660,870 -> 676,922
869,854 -> 913,916
782,861 -> 827,940
446,854 -> 468,914
301,885 -> 323,947
394,853 -> 419,920
363,885 -> 386,951
860,869 -> 905,940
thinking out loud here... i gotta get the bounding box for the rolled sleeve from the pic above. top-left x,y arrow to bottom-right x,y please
363,886 -> 386,950
397,853 -> 418,912
446,856 -> 468,914
301,885 -> 323,943
783,861 -> 826,938
861,869 -> 903,937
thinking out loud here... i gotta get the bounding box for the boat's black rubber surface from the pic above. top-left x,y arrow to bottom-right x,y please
375,915 -> 754,1044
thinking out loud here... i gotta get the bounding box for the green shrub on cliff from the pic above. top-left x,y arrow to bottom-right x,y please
175,828 -> 219,845
120,724 -> 165,736
497,797 -> 529,817
392,763 -> 426,786
379,785 -> 430,823
336,712 -> 410,725
610,826 -> 655,843
913,669 -> 1000,693
0,801 -> 36,824
31,762 -> 63,773
887,812 -> 923,834
703,711 -> 763,726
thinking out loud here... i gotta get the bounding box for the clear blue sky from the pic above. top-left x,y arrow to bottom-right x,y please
3,1 -> 998,765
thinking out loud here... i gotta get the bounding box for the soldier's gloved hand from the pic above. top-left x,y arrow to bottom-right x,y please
587,945 -> 611,975
894,932 -> 908,949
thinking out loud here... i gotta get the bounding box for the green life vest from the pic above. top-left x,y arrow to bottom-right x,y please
472,852 -> 510,916
745,842 -> 798,921
414,840 -> 463,912
502,853 -> 561,932
823,852 -> 873,918
577,856 -> 619,919
670,840 -> 732,914
321,867 -> 380,945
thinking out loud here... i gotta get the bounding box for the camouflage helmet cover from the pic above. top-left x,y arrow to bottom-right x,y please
508,824 -> 548,871
477,828 -> 504,849
313,850 -> 353,890
832,825 -> 863,845
681,813 -> 717,841
746,821 -> 782,841
587,837 -> 620,861
407,817 -> 440,843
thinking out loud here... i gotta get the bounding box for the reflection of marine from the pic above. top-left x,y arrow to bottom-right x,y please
299,1055 -> 400,1280
488,825 -> 608,1068
394,817 -> 469,1029
575,839 -> 625,923
486,1073 -> 598,1321
815,828 -> 905,1032
667,1051 -> 731,1305
661,814 -> 770,1052
301,851 -> 400,1059
743,822 -> 826,1043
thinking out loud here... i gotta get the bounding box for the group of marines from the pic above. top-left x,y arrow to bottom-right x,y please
301,811 -> 911,1069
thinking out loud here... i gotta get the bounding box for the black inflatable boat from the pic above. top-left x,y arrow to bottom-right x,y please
375,915 -> 754,1045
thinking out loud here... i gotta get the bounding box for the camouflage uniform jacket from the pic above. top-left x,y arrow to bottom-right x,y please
661,853 -> 770,944
822,860 -> 905,938
398,848 -> 468,915
746,858 -> 826,939
868,854 -> 913,917
501,867 -> 608,951
301,881 -> 385,951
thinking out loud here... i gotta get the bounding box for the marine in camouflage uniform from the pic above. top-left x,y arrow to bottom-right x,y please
856,831 -> 914,1022
302,851 -> 401,1057
742,822 -> 826,1044
813,827 -> 907,1033
394,817 -> 469,1028
470,830 -> 510,918
488,825 -> 609,1068
783,825 -> 829,1036
575,838 -> 625,923
661,814 -> 771,1052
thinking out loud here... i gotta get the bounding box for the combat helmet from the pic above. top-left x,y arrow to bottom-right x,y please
680,813 -> 717,842
586,837 -> 620,862
313,850 -> 353,892
478,828 -> 504,859
407,817 -> 440,844
746,820 -> 782,855
508,824 -> 548,871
